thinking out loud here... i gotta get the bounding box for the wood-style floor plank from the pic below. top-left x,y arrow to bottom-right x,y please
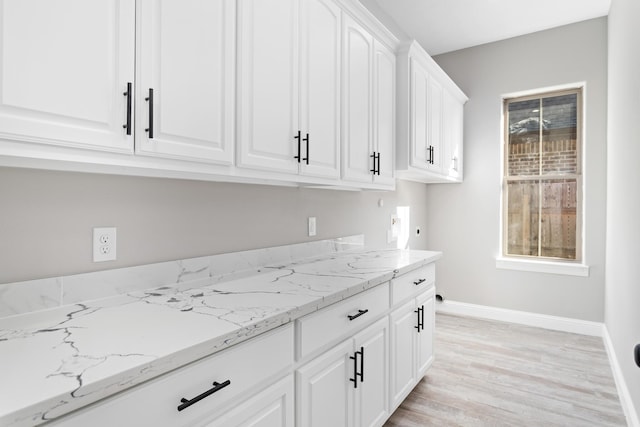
385,313 -> 626,426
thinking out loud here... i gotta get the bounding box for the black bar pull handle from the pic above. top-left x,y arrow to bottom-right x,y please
370,152 -> 376,174
122,82 -> 132,135
413,278 -> 426,286
349,351 -> 359,388
421,304 -> 425,332
358,346 -> 364,383
347,309 -> 369,321
349,347 -> 364,389
376,152 -> 381,175
294,130 -> 301,162
302,133 -> 309,164
414,306 -> 423,332
177,379 -> 230,412
145,88 -> 154,139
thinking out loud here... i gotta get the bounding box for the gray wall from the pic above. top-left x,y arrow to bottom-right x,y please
606,0 -> 640,414
0,167 -> 429,283
429,18 -> 608,322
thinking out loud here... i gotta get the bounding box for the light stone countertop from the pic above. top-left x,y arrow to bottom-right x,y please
0,247 -> 441,426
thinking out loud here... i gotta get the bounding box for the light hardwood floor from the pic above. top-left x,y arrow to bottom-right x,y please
385,313 -> 626,426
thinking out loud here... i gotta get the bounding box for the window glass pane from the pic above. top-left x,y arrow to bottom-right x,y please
540,179 -> 577,259
508,99 -> 540,176
542,94 -> 578,175
506,180 -> 539,256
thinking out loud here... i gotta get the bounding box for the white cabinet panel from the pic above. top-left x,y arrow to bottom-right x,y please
299,0 -> 341,179
373,41 -> 395,187
297,340 -> 353,427
341,15 -> 374,184
443,89 -> 464,180
410,57 -> 429,169
389,299 -> 417,409
237,0 -> 300,173
416,289 -> 435,378
136,0 -> 234,164
0,0 -> 134,152
354,318 -> 389,427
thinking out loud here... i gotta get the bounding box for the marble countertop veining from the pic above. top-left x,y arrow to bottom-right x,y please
0,247 -> 440,426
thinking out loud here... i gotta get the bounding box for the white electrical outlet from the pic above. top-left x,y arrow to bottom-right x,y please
308,217 -> 317,237
93,227 -> 117,262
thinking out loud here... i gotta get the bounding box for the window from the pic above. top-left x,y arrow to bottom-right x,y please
502,88 -> 582,262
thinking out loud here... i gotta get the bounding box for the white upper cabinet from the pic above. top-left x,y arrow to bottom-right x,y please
396,40 -> 467,183
0,0 -> 135,153
238,0 -> 341,179
136,0 -> 235,165
341,16 -> 395,190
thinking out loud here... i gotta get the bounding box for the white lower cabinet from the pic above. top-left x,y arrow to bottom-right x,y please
296,317 -> 389,427
389,286 -> 435,411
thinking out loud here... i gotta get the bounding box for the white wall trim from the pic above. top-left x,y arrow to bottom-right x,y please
495,257 -> 590,277
436,299 -> 603,336
603,327 -> 640,427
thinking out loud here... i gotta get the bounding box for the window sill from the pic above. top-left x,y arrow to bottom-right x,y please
495,257 -> 590,277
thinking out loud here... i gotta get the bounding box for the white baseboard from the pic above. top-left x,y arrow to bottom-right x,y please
603,327 -> 640,427
435,300 -> 604,336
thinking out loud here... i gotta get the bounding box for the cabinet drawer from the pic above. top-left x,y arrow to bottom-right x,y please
53,324 -> 294,427
296,283 -> 389,359
391,264 -> 435,305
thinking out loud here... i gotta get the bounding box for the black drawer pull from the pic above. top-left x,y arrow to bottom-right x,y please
413,278 -> 426,286
177,379 -> 231,412
347,309 -> 369,321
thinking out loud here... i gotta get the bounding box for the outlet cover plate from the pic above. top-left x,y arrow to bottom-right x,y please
308,217 -> 317,237
93,227 -> 116,262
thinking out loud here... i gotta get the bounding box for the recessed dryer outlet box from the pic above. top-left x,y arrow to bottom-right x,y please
93,227 -> 116,262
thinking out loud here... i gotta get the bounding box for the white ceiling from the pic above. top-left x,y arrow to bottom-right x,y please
365,0 -> 611,55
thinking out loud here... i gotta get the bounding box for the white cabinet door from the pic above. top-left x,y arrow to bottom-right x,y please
373,41 -> 395,187
389,299 -> 417,410
299,0 -> 341,179
409,57 -> 429,169
341,15 -> 374,184
442,89 -> 464,181
205,375 -> 294,427
416,289 -> 435,378
297,340 -> 354,427
237,0 -> 300,174
136,0 -> 234,164
353,318 -> 389,427
0,0 -> 135,153
426,75 -> 443,173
